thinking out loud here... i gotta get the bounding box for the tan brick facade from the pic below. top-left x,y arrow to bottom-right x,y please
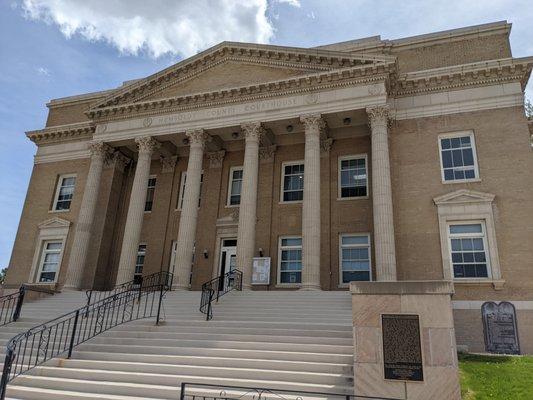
7,22 -> 533,355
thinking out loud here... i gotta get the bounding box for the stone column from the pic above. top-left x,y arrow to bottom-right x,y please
174,129 -> 210,289
64,141 -> 112,289
367,106 -> 397,281
236,122 -> 264,289
116,136 -> 160,284
300,114 -> 325,290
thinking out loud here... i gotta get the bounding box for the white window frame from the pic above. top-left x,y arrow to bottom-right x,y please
51,174 -> 77,212
339,233 -> 372,286
144,175 -> 157,213
35,240 -> 64,283
434,189 -> 503,289
226,166 -> 243,207
446,221 -> 492,280
280,160 -> 305,204
277,236 -> 302,286
177,171 -> 204,211
134,243 -> 147,281
438,131 -> 480,184
337,154 -> 369,200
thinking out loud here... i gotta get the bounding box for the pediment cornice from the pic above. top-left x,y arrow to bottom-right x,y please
433,189 -> 495,205
38,217 -> 71,229
88,63 -> 394,122
88,42 -> 397,115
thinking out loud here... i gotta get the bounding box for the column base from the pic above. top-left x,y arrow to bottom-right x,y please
299,284 -> 322,291
172,284 -> 191,291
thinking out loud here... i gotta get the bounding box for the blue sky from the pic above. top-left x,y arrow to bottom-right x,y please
0,0 -> 532,268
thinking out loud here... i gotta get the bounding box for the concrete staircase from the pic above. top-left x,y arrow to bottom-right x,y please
3,290 -> 355,399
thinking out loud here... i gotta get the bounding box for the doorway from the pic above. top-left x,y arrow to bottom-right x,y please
219,238 -> 237,291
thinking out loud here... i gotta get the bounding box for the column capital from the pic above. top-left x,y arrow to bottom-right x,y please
135,136 -> 161,154
206,150 -> 226,169
366,105 -> 393,128
241,122 -> 266,141
160,155 -> 178,173
186,129 -> 211,146
300,114 -> 326,134
88,141 -> 113,159
259,145 -> 277,163
105,151 -> 131,172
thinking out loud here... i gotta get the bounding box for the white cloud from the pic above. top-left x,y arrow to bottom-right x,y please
276,0 -> 301,7
21,0 -> 284,58
36,66 -> 50,76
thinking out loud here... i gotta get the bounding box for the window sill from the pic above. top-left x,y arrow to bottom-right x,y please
336,196 -> 369,201
225,204 -> 240,209
30,281 -> 58,286
276,284 -> 301,289
453,278 -> 505,290
48,209 -> 70,214
278,201 -> 303,205
442,178 -> 482,185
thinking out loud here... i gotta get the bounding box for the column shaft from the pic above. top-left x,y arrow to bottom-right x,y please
368,106 -> 397,281
64,142 -> 110,289
116,137 -> 160,284
174,130 -> 209,289
236,123 -> 263,289
300,115 -> 324,290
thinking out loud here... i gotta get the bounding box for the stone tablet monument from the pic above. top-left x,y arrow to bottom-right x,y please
482,301 -> 520,354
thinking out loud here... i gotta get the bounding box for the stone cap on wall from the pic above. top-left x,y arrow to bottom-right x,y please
350,280 -> 454,295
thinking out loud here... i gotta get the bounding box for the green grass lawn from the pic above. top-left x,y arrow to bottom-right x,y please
459,353 -> 533,399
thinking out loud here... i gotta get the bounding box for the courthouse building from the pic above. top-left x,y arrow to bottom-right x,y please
6,21 -> 533,355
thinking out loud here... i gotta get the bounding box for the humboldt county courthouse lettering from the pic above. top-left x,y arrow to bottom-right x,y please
6,20 -> 533,364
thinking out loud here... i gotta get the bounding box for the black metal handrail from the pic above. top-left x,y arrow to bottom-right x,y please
180,382 -> 400,400
86,271 -> 174,307
199,269 -> 242,321
0,285 -> 57,327
0,273 -> 173,400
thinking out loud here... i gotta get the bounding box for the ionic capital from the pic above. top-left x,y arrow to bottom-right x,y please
241,122 -> 266,142
300,114 -> 326,135
135,136 -> 161,154
88,141 -> 113,159
366,105 -> 393,129
185,129 -> 211,147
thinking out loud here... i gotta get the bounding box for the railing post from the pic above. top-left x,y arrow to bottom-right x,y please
180,382 -> 186,400
13,286 -> 25,322
67,309 -> 80,359
138,276 -> 143,302
156,285 -> 164,325
0,348 -> 14,400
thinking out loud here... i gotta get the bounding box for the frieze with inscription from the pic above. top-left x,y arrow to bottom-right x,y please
382,314 -> 424,382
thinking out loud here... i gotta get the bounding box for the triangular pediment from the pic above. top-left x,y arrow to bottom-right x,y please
38,217 -> 71,229
89,41 -> 396,113
433,189 -> 495,205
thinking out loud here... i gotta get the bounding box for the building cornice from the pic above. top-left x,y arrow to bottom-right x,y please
393,57 -> 533,96
26,122 -> 95,144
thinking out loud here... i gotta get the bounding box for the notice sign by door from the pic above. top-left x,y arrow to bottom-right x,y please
252,257 -> 271,285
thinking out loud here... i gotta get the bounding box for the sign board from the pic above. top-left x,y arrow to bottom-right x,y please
482,301 -> 520,355
251,257 -> 271,285
382,314 -> 424,382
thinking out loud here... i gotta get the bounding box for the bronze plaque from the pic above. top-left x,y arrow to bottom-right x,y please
482,302 -> 520,355
382,314 -> 423,381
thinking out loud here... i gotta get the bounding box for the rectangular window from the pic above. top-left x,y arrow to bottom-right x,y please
281,162 -> 304,202
227,167 -> 243,206
278,237 -> 302,284
448,223 -> 490,279
52,175 -> 76,211
439,133 -> 479,182
339,155 -> 368,198
134,244 -> 147,284
37,241 -> 63,283
177,171 -> 203,210
144,176 -> 157,212
340,234 -> 371,283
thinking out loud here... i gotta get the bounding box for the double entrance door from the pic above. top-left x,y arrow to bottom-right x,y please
219,239 -> 237,291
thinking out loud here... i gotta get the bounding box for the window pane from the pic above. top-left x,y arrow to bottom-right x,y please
440,135 -> 477,181
450,224 -> 482,234
46,242 -> 62,250
343,271 -> 369,283
281,238 -> 302,247
280,271 -> 301,284
341,236 -> 368,246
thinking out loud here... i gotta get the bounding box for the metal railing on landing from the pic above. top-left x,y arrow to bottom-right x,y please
179,382 -> 400,400
86,271 -> 174,307
199,269 -> 242,321
0,285 -> 56,327
0,272 -> 173,400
